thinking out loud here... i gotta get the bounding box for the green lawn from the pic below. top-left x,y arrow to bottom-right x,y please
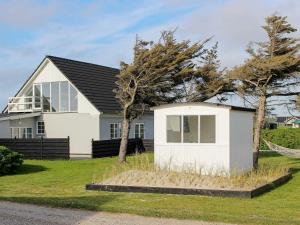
0,152 -> 299,225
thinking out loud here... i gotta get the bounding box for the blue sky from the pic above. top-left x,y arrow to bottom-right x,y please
0,0 -> 300,115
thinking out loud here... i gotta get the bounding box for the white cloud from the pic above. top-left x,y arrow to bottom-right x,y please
0,0 -> 60,28
176,0 -> 300,67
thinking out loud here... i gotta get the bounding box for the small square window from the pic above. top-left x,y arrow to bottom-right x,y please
37,121 -> 45,135
110,123 -> 122,139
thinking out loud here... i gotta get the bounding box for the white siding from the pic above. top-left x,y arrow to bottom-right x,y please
100,113 -> 154,140
34,61 -> 68,83
154,105 -> 231,174
229,110 -> 253,172
0,121 -> 10,138
42,113 -> 100,158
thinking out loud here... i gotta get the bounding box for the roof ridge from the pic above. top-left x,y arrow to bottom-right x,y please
46,55 -> 119,71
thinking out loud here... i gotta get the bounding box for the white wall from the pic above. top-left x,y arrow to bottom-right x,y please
33,60 -> 99,114
154,105 -> 231,174
42,113 -> 100,158
0,121 -> 10,138
100,113 -> 154,140
229,110 -> 253,172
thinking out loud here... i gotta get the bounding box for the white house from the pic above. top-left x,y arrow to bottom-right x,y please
0,56 -> 154,158
276,116 -> 300,128
152,103 -> 255,174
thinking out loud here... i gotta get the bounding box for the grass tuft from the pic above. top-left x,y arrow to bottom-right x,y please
97,153 -> 290,190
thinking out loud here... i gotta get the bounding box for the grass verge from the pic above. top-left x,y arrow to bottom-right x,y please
0,152 -> 299,225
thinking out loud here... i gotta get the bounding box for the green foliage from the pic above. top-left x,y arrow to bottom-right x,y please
0,146 -> 23,175
260,128 -> 300,150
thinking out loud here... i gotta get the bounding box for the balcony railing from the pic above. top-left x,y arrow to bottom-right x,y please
8,96 -> 41,113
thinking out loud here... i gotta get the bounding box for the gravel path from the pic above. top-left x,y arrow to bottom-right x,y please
0,201 -> 235,225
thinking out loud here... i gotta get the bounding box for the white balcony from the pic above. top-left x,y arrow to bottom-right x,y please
8,96 -> 41,113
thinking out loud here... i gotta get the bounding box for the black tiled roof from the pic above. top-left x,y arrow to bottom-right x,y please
47,56 -> 121,113
276,116 -> 299,123
276,117 -> 288,123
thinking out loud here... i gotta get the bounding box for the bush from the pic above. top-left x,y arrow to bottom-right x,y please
260,128 -> 300,150
0,146 -> 23,175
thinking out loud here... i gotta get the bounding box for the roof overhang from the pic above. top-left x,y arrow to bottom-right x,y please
150,102 -> 256,113
0,112 -> 41,121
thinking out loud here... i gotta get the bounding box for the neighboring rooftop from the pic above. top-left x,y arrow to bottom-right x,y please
276,116 -> 299,123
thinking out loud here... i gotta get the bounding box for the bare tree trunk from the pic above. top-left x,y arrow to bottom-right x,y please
253,95 -> 266,169
118,114 -> 131,163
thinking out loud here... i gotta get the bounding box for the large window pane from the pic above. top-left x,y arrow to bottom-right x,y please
42,83 -> 50,112
200,115 -> 216,143
60,81 -> 69,112
25,88 -> 33,110
34,84 -> 41,109
70,84 -> 78,112
183,116 -> 198,143
51,82 -> 59,112
167,116 -> 181,143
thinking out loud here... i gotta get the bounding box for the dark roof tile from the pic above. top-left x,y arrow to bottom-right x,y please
47,56 -> 121,113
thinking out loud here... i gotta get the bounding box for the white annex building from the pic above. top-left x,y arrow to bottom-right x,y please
0,56 -> 154,158
152,103 -> 255,174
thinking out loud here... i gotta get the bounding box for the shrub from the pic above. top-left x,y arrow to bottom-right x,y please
0,146 -> 23,175
260,128 -> 300,150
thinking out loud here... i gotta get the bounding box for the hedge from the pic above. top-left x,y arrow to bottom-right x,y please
260,128 -> 300,150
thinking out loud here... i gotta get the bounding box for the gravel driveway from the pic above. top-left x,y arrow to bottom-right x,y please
0,201 -> 235,225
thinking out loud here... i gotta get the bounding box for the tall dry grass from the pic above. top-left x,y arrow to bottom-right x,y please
94,153 -> 289,190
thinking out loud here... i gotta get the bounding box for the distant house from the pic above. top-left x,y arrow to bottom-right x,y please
293,119 -> 300,128
276,116 -> 300,128
0,56 -> 154,158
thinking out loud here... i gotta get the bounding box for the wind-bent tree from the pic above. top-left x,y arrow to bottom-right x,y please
182,43 -> 233,102
114,31 -> 209,163
231,15 -> 300,168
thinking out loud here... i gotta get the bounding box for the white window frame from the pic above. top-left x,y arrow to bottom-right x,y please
10,127 -> 33,139
134,123 -> 145,139
110,123 -> 122,139
32,81 -> 78,113
36,121 -> 45,135
166,115 -> 216,144
33,83 -> 42,110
